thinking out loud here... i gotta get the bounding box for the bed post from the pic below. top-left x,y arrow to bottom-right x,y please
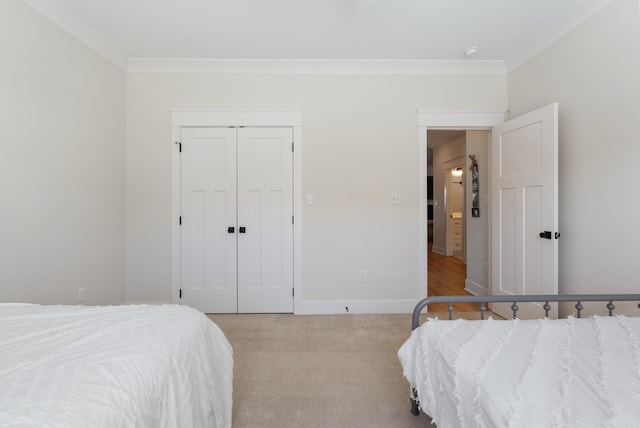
410,388 -> 419,415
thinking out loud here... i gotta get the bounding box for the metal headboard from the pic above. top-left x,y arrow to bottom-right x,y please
412,294 -> 640,330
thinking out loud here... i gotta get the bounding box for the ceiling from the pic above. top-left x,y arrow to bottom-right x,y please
51,0 -> 596,63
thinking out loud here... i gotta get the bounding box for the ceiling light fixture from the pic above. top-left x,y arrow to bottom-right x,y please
464,46 -> 479,59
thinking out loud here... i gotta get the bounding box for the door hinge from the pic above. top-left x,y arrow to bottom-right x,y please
179,216 -> 182,225
179,289 -> 182,299
292,288 -> 295,297
292,215 -> 294,225
292,142 -> 294,152
175,141 -> 182,152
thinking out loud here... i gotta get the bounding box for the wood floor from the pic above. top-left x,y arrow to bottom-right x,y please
427,243 -> 482,313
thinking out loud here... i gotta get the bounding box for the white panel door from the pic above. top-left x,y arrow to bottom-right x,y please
237,128 -> 294,313
180,127 -> 238,313
491,103 -> 559,319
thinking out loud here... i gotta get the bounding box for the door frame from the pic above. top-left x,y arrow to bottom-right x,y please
417,109 -> 507,299
169,108 -> 303,310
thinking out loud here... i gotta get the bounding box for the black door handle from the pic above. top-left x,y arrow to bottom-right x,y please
539,231 -> 552,239
228,227 -> 235,233
239,227 -> 246,234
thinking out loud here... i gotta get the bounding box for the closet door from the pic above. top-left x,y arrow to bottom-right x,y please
180,127 -> 238,313
237,127 -> 294,313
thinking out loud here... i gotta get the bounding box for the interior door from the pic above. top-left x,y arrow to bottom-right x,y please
490,103 -> 559,319
179,126 -> 294,314
237,127 -> 294,313
180,127 -> 238,313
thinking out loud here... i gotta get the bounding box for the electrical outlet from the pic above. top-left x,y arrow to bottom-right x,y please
359,270 -> 368,282
390,192 -> 401,204
77,287 -> 87,304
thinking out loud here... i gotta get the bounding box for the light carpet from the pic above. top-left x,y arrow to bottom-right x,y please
208,312 -> 483,427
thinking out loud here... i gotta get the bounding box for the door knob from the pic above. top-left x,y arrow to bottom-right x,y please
539,231 -> 552,239
227,227 -> 235,233
239,227 -> 246,233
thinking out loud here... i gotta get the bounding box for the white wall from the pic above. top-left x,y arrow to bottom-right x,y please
125,73 -> 506,311
0,0 -> 126,305
431,134 -> 466,256
508,0 -> 640,311
464,131 -> 489,295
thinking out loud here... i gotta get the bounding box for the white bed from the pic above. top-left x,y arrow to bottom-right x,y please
399,315 -> 640,428
0,303 -> 233,427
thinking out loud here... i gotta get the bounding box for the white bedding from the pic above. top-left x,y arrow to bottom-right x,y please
0,303 -> 233,428
398,316 -> 640,428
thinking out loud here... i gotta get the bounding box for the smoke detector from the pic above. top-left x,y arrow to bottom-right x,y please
464,46 -> 479,59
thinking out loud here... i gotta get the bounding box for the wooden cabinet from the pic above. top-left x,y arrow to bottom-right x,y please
451,213 -> 462,251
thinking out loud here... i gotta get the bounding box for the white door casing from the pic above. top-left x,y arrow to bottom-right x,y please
417,109 -> 507,305
170,108 -> 302,314
490,103 -> 559,319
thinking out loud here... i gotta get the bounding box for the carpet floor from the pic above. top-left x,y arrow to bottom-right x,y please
207,313 -> 449,428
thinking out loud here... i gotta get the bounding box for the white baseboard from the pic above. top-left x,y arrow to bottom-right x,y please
294,299 -> 418,315
431,246 -> 446,256
125,299 -> 418,315
124,300 -> 172,305
464,279 -> 488,296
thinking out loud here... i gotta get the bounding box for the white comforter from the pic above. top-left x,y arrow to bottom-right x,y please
0,303 -> 233,428
399,316 -> 640,428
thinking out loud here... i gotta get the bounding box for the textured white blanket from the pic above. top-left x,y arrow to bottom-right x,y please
0,304 -> 233,428
399,316 -> 640,428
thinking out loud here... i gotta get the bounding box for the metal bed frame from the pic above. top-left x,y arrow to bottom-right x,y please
409,293 -> 640,416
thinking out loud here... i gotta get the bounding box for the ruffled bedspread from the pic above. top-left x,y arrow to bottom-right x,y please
399,316 -> 640,428
0,303 -> 233,428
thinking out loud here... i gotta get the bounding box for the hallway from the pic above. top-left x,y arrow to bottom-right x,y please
427,245 -> 480,312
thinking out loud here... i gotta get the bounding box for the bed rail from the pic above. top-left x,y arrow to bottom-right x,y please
412,294 -> 640,330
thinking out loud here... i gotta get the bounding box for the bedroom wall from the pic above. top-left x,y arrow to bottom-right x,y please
125,72 -> 506,312
507,0 -> 640,310
0,0 -> 126,305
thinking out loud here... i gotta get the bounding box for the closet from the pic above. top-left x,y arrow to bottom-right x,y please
178,126 -> 294,313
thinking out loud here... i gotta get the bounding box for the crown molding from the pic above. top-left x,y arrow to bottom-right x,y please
27,0 -> 611,76
23,0 -> 129,70
128,58 -> 506,75
505,0 -> 614,72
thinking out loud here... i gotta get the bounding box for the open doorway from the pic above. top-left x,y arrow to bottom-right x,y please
427,131 -> 468,303
426,129 -> 490,310
416,108 -> 505,307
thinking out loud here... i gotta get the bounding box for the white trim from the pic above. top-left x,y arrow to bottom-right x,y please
294,299 -> 418,315
129,58 -> 506,75
170,126 -> 182,304
505,0 -> 614,72
431,246 -> 447,256
465,279 -> 488,296
23,0 -> 129,70
24,0 -> 609,76
124,300 -> 171,305
169,108 -> 303,127
169,108 -> 303,313
417,108 -> 507,303
418,109 -> 508,129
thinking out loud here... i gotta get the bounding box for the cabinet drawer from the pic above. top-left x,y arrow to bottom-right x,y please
452,240 -> 463,250
452,219 -> 462,227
